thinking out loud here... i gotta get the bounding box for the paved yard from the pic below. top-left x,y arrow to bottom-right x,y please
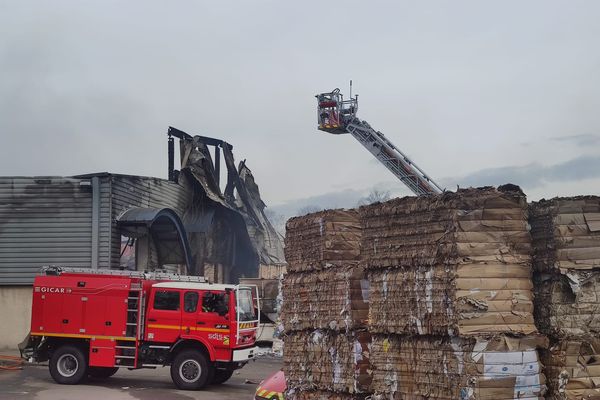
0,352 -> 282,400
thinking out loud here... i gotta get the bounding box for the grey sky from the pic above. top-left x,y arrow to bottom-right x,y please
1,1 -> 599,216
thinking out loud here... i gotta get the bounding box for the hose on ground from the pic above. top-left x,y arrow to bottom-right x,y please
0,354 -> 24,370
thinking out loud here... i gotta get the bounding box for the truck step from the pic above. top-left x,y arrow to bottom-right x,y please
115,346 -> 136,349
115,355 -> 136,359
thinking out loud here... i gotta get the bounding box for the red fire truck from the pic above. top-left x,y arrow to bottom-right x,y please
20,266 -> 260,390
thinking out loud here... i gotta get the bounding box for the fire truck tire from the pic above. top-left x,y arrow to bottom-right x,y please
88,367 -> 119,379
170,350 -> 213,390
49,345 -> 88,385
211,368 -> 234,384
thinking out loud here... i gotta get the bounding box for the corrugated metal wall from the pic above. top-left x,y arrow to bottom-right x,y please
109,174 -> 192,267
98,176 -> 112,268
0,177 -> 94,284
0,173 -> 195,284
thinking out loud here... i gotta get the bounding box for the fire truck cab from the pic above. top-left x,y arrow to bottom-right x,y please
20,267 -> 260,390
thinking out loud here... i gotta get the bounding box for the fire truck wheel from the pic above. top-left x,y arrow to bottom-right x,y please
88,367 -> 119,379
171,350 -> 213,390
49,345 -> 88,384
211,368 -> 234,384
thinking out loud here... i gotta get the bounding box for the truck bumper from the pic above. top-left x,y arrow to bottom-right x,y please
232,346 -> 258,362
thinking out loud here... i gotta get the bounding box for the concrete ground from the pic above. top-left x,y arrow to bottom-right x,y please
0,351 -> 282,400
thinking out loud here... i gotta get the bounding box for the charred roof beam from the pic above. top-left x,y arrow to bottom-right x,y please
168,127 -> 233,189
168,127 -> 233,150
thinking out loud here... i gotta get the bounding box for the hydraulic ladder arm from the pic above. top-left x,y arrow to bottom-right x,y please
316,88 -> 443,196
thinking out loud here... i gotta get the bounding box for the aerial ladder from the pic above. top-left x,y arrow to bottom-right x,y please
316,86 -> 444,196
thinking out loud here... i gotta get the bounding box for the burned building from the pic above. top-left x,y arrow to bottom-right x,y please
0,128 -> 284,348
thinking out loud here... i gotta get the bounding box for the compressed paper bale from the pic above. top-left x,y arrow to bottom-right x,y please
285,390 -> 370,400
359,186 -> 537,337
534,270 -> 600,340
368,265 -> 456,336
370,334 -> 547,400
281,267 -> 369,332
530,196 -> 600,272
541,339 -> 600,400
283,330 -> 372,394
368,263 -> 537,336
359,186 -> 530,269
530,196 -> 600,341
285,209 -> 361,272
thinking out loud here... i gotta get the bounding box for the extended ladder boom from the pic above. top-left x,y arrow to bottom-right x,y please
316,88 -> 443,196
345,118 -> 443,196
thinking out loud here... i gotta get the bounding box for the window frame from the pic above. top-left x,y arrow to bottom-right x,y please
201,291 -> 230,316
183,291 -> 199,313
153,290 -> 181,311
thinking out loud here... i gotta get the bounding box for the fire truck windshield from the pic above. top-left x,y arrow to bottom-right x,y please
237,288 -> 256,322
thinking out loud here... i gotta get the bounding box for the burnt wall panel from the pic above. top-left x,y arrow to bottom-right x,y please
0,177 -> 94,284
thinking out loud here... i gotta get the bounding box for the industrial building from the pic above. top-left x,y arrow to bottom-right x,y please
0,129 -> 285,348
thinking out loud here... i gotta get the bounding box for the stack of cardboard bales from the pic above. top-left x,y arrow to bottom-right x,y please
282,210 -> 371,400
361,187 -> 547,399
530,196 -> 600,399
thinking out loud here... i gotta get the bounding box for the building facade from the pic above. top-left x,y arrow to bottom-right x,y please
0,172 -> 264,348
0,131 -> 285,348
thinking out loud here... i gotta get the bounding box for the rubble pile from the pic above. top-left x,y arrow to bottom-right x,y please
360,187 -> 546,399
530,196 -> 600,399
282,210 -> 371,398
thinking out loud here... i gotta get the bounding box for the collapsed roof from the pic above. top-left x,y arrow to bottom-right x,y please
168,127 -> 285,269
